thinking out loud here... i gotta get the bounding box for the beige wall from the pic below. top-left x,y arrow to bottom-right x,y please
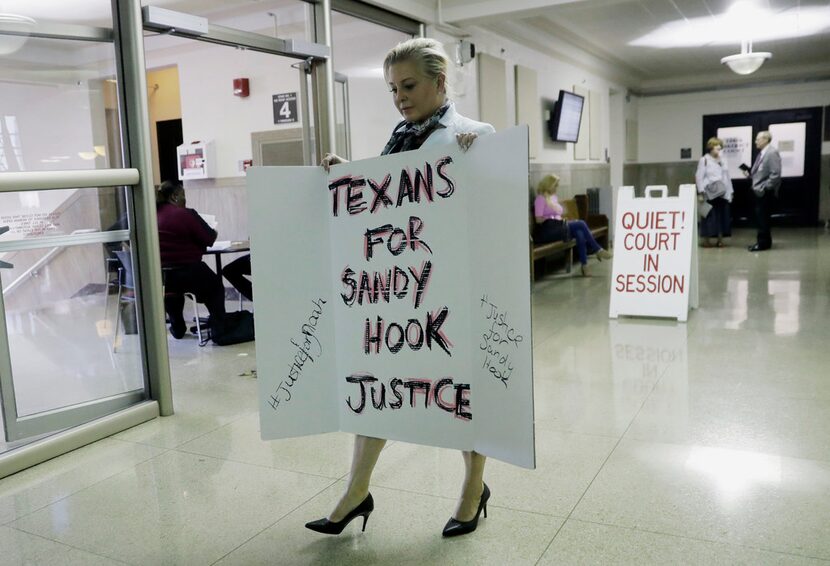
530,163 -> 611,201
147,66 -> 182,186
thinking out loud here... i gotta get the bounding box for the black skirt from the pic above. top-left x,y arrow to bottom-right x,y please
700,197 -> 731,238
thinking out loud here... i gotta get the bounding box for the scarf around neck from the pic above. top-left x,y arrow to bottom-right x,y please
381,103 -> 451,156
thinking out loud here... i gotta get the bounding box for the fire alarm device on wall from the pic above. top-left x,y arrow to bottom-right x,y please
233,78 -> 249,97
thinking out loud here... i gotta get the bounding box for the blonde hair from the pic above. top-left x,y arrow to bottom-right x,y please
383,38 -> 452,98
706,137 -> 723,151
757,130 -> 772,142
536,174 -> 560,196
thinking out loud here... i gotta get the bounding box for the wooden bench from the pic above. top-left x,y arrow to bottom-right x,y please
530,206 -> 574,281
531,237 -> 574,280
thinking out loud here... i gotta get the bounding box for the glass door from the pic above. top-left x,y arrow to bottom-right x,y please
330,8 -> 415,159
0,5 -> 154,451
0,175 -> 147,444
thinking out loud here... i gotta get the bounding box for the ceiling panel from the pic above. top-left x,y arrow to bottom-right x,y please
675,0 -> 714,19
497,0 -> 830,86
638,0 -> 687,22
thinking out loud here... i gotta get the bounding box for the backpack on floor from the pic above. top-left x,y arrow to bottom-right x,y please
210,310 -> 255,346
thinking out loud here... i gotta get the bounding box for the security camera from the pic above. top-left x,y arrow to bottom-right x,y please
455,40 -> 475,66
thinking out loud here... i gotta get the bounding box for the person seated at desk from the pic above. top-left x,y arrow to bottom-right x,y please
534,174 -> 611,277
156,181 -> 226,338
222,254 -> 252,301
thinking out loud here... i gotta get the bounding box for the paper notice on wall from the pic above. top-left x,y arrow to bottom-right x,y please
769,122 -> 806,178
717,125 -> 753,178
247,126 -> 535,469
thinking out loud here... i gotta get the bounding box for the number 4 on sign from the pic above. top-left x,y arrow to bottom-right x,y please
279,101 -> 291,120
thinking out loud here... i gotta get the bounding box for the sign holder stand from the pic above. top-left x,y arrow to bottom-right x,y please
609,184 -> 698,322
687,183 -> 699,311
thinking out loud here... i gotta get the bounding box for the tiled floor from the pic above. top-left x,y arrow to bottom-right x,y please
1,227 -> 829,565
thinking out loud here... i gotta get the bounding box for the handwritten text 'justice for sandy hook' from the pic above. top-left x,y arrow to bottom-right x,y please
268,298 -> 326,411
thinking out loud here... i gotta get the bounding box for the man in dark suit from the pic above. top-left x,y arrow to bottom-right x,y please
744,130 -> 781,251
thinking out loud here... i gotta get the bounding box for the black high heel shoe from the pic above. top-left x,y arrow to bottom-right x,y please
305,493 -> 374,535
442,483 -> 490,537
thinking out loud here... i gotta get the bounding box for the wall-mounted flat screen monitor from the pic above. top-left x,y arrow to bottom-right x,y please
548,90 -> 584,143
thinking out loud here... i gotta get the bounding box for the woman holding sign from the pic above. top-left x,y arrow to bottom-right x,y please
695,137 -> 733,248
311,38 -> 495,538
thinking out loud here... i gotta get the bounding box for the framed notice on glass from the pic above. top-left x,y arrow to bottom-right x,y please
769,122 -> 806,178
716,126 -> 752,179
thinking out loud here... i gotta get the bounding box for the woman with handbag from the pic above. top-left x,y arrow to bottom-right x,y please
695,137 -> 734,248
534,174 -> 611,276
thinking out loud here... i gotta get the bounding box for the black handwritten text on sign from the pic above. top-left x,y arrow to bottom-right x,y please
269,298 -> 326,411
479,294 -> 523,387
272,92 -> 298,124
332,156 -> 472,419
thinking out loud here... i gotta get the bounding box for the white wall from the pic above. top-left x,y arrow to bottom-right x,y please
144,37 -> 302,179
636,81 -> 830,164
429,26 -> 623,166
138,18 -> 625,171
142,16 -> 411,170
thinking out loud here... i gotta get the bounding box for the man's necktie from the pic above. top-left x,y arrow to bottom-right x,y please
751,151 -> 763,174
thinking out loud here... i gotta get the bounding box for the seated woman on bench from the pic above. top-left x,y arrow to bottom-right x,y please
157,181 -> 226,338
534,174 -> 611,277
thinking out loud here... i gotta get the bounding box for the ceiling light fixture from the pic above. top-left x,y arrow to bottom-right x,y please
720,1 -> 772,75
721,39 -> 771,75
0,13 -> 36,55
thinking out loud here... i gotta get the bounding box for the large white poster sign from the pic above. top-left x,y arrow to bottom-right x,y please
716,125 -> 753,178
609,185 -> 698,322
769,122 -> 806,178
247,126 -> 535,469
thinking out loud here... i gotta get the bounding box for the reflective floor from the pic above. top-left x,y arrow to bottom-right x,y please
1,227 -> 829,565
0,292 -> 144,455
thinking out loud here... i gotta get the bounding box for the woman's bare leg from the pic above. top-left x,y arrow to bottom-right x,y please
329,435 -> 386,522
454,451 -> 486,521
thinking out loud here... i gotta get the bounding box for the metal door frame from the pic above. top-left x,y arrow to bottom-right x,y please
334,72 -> 352,159
126,0 -> 338,416
140,1 -> 336,169
0,6 -> 166,450
0,0 -> 421,473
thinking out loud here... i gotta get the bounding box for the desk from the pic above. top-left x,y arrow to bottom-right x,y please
205,240 -> 249,274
